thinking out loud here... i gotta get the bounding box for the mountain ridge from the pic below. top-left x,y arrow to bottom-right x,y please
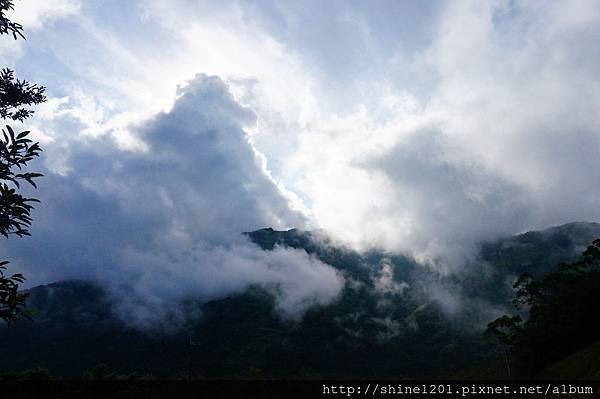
1,221 -> 599,378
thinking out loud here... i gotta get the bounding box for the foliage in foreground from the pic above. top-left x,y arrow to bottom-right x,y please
0,0 -> 45,324
485,239 -> 600,375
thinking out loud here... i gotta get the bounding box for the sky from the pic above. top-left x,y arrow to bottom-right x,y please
0,0 -> 599,325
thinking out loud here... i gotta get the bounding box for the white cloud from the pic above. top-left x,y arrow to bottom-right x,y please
0,74 -> 344,326
266,0 -> 600,270
0,0 -> 80,62
7,0 -> 80,30
373,260 -> 409,297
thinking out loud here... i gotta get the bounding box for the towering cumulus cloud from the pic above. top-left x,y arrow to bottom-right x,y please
0,74 -> 344,327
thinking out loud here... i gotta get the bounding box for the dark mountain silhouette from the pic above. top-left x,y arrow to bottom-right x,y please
1,222 -> 599,379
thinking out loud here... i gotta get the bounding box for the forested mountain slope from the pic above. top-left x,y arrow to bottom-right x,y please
1,222 -> 598,379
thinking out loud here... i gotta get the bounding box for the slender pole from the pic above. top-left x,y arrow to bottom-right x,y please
503,347 -> 511,378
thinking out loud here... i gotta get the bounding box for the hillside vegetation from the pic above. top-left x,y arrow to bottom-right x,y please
0,222 -> 599,379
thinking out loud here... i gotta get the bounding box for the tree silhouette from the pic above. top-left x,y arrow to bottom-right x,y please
0,0 -> 45,324
485,239 -> 600,375
0,0 -> 24,40
0,68 -> 46,122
